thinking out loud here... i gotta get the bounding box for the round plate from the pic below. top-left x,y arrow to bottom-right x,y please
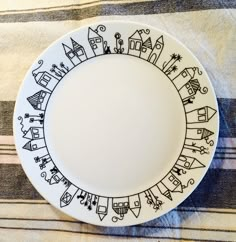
14,21 -> 219,226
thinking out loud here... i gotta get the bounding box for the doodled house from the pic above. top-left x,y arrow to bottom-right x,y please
176,155 -> 205,170
147,36 -> 164,65
22,127 -> 45,151
63,38 -> 87,66
128,30 -> 143,57
127,30 -> 164,64
172,67 -> 198,90
60,184 -> 78,208
88,27 -> 105,56
112,197 -> 129,219
179,79 -> 201,101
157,172 -> 183,200
33,71 -> 59,92
186,106 -> 216,124
186,128 -> 214,140
140,37 -> 152,60
96,197 -> 109,221
27,90 -> 50,111
128,194 -> 141,218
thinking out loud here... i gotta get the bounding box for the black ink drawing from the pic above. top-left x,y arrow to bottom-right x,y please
179,79 -> 208,105
34,154 -> 52,170
96,197 -> 109,221
162,53 -> 182,76
114,33 -> 124,54
32,60 -> 60,92
144,187 -> 163,212
157,172 -> 195,201
148,35 -> 164,64
112,194 -> 141,222
172,67 -> 202,90
50,62 -> 69,79
63,38 -> 87,66
22,127 -> 46,151
176,155 -> 205,170
187,106 -> 216,124
24,113 -> 44,124
88,25 -> 110,55
172,166 -> 187,176
60,184 -> 79,208
186,128 -> 214,146
184,142 -> 209,155
27,90 -> 50,111
127,28 -> 164,65
77,191 -> 98,211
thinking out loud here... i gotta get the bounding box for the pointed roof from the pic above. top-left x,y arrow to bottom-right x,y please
173,184 -> 183,193
206,106 -> 216,121
23,141 -> 32,151
49,174 -> 61,185
88,27 -> 101,39
142,37 -> 152,49
189,79 -> 200,93
70,38 -> 83,50
156,35 -> 164,44
129,30 -> 142,40
27,91 -> 42,109
130,207 -> 141,218
190,158 -> 205,169
62,43 -> 72,54
202,128 -> 214,139
23,128 -> 33,140
34,72 -> 44,82
185,68 -> 195,79
98,213 -> 107,221
163,190 -> 172,200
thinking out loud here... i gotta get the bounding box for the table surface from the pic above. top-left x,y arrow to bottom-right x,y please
0,1 -> 235,241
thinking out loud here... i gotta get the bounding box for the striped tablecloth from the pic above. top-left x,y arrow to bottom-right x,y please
0,1 -> 235,241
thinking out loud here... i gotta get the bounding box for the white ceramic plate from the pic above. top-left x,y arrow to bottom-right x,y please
14,21 -> 219,226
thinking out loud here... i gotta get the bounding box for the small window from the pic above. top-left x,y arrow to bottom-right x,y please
32,144 -> 37,150
90,40 -> 95,44
34,134 -> 39,139
44,75 -> 51,81
130,40 -> 135,50
92,44 -> 97,49
41,92 -> 46,97
37,104 -> 41,109
156,44 -> 161,49
134,201 -> 139,206
182,71 -> 187,77
124,202 -> 129,206
198,108 -> 206,115
184,161 -> 190,168
40,80 -> 47,87
33,129 -> 39,134
169,175 -> 174,181
77,49 -> 83,56
197,129 -> 202,134
113,203 -> 118,207
198,116 -> 206,122
142,47 -> 147,53
118,202 -> 124,207
96,38 -> 101,43
68,52 -> 74,58
173,180 -> 179,185
186,83 -> 190,88
39,98 -> 43,103
188,88 -> 193,95
98,205 -> 106,212
136,42 -> 141,50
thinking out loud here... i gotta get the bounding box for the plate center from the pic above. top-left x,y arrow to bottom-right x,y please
44,54 -> 186,197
